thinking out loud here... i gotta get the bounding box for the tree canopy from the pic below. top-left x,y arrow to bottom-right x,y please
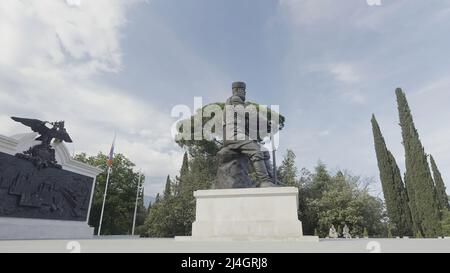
175,102 -> 285,155
75,152 -> 146,235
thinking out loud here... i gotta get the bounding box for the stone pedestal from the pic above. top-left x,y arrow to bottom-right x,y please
0,218 -> 95,240
177,187 -> 318,241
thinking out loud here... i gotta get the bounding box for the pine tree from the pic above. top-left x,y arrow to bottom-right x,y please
396,88 -> 441,237
430,155 -> 450,211
371,115 -> 413,236
175,152 -> 193,235
178,152 -> 190,195
278,150 -> 298,186
164,175 -> 172,199
310,162 -> 331,199
172,152 -> 190,211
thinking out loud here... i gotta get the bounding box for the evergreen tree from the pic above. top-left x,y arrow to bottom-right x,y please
170,151 -> 192,235
430,155 -> 450,211
164,175 -> 172,198
143,148 -> 218,237
310,162 -> 331,199
178,152 -> 190,195
181,152 -> 189,175
278,149 -> 298,186
147,202 -> 152,214
371,115 -> 413,236
396,88 -> 441,237
403,174 -> 420,235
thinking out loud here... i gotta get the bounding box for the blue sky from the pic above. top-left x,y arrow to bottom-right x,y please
1,0 -> 450,198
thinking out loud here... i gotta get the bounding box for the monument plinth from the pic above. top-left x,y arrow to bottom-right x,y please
177,187 -> 318,241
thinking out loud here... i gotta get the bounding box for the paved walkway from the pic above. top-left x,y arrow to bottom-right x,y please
0,238 -> 449,253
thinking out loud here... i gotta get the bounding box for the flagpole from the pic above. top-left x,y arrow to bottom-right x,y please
98,166 -> 111,236
98,133 -> 116,236
132,172 -> 143,236
271,133 -> 278,185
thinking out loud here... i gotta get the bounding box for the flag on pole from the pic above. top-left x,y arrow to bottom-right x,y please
106,134 -> 116,168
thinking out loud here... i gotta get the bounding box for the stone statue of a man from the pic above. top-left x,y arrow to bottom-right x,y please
329,225 -> 339,239
215,81 -> 278,188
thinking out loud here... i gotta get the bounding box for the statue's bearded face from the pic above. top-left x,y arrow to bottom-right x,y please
233,88 -> 246,101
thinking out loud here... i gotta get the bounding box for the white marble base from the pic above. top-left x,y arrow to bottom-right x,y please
175,236 -> 319,242
0,217 -> 94,240
176,187 -> 318,242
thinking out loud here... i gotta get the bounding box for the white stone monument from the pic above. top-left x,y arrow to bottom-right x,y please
177,187 -> 318,241
0,133 -> 102,240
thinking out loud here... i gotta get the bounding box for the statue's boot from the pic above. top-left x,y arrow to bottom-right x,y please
253,160 -> 279,187
263,158 -> 284,186
262,151 -> 284,186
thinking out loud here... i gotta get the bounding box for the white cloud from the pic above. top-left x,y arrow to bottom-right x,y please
278,0 -> 347,26
366,0 -> 382,7
66,0 -> 81,7
0,0 -> 130,76
341,89 -> 366,104
318,130 -> 330,137
0,0 -> 183,197
306,62 -> 366,103
328,63 -> 361,84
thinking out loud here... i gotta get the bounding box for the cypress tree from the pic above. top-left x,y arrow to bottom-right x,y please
176,152 -> 192,235
155,193 -> 161,203
430,155 -> 450,211
180,152 -> 189,176
403,174 -> 420,234
178,152 -> 190,194
396,88 -> 441,237
164,175 -> 172,198
371,114 -> 413,236
147,202 -> 152,214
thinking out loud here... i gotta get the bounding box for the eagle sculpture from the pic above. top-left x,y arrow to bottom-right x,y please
11,117 -> 73,169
